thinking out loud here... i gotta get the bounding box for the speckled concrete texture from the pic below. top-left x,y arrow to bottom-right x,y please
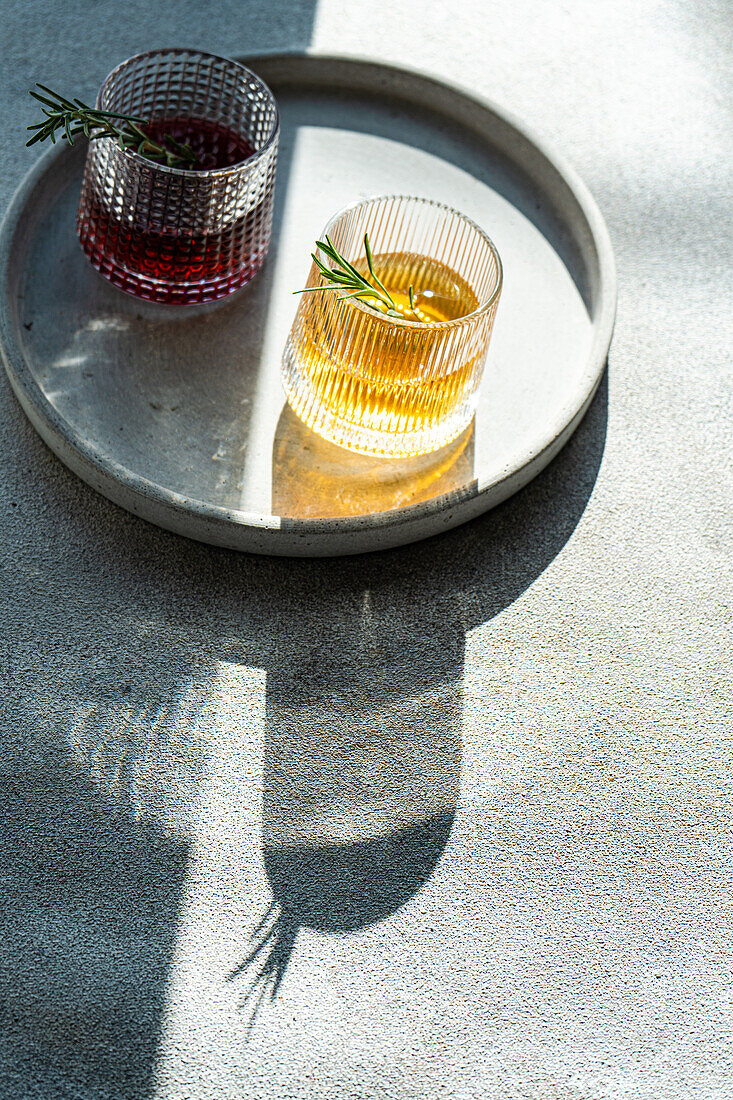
1,2 -> 731,1099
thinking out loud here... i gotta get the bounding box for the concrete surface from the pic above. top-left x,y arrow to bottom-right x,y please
1,2 -> 731,1099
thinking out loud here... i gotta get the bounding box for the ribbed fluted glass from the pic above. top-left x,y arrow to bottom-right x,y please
76,50 -> 279,304
282,195 -> 502,457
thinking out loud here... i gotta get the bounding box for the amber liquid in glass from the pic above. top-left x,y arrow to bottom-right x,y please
291,252 -> 480,443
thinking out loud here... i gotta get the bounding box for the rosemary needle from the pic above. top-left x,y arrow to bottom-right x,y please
295,232 -> 422,321
26,83 -> 199,169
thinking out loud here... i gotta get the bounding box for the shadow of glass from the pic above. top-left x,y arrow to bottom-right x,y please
225,369 -> 608,1030
228,609 -> 463,1026
232,814 -> 455,1026
252,406 -> 476,1015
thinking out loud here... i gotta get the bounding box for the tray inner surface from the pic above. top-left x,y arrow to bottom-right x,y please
11,75 -> 593,523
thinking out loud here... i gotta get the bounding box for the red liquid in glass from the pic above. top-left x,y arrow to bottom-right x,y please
77,117 -> 267,303
143,116 -> 256,170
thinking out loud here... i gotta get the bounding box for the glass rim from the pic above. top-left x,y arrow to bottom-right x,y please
318,194 -> 503,331
96,48 -> 280,180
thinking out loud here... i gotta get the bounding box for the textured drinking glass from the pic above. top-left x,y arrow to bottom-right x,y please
282,195 -> 502,457
76,49 -> 279,304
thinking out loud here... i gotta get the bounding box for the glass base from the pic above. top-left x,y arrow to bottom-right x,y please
78,233 -> 266,305
281,338 -> 474,458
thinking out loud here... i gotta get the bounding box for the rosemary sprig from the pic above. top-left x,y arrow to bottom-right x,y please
26,84 -> 199,169
295,232 -> 423,320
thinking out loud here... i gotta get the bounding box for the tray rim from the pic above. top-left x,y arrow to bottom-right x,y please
0,49 -> 616,557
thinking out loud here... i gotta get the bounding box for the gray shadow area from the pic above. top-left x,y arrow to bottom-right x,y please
229,608 -> 463,1027
0,6 -> 323,1100
0,373 -> 607,1077
0,764 -> 189,1099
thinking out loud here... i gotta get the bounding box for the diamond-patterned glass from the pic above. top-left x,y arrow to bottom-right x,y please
77,49 -> 279,304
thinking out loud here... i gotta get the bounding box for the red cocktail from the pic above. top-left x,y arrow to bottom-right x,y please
76,50 -> 279,304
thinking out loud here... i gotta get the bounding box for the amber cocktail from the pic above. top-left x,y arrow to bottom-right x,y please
282,195 -> 502,457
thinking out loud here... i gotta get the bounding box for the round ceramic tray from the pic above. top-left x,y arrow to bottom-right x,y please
0,52 -> 615,557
